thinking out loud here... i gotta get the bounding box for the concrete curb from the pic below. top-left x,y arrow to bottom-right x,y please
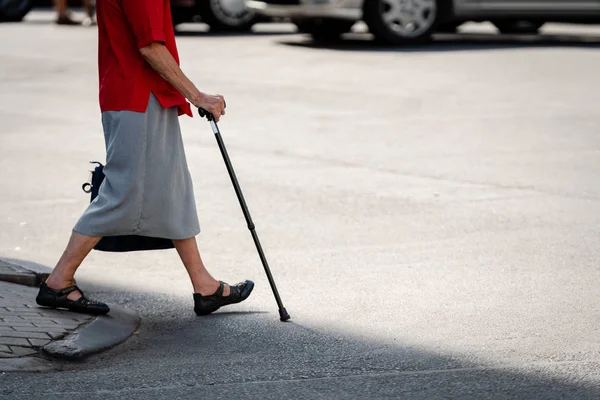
43,304 -> 140,360
0,258 -> 52,283
0,259 -> 42,287
0,259 -> 141,366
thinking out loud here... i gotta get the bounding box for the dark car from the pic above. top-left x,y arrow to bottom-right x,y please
0,0 -> 33,21
1,0 -> 259,31
171,0 -> 261,31
1,0 -> 92,22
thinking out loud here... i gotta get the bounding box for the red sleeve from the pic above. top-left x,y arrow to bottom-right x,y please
121,0 -> 166,49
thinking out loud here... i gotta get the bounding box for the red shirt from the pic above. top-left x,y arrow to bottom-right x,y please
96,0 -> 192,117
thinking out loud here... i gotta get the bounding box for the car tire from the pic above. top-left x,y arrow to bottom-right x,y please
197,0 -> 258,31
294,18 -> 355,42
0,0 -> 32,22
493,20 -> 544,34
171,7 -> 191,27
364,0 -> 441,44
436,22 -> 460,33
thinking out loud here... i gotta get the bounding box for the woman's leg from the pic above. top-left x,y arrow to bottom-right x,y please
173,237 -> 230,296
44,231 -> 101,300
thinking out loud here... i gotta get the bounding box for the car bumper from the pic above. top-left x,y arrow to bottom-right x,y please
246,0 -> 362,20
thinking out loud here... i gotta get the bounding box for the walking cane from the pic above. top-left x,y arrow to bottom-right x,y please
197,106 -> 291,322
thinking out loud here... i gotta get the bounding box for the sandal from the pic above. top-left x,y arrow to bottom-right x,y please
36,282 -> 110,315
194,280 -> 254,316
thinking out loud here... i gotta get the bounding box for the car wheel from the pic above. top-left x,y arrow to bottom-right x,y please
198,0 -> 258,31
0,0 -> 32,22
493,20 -> 544,34
294,19 -> 355,42
364,0 -> 440,44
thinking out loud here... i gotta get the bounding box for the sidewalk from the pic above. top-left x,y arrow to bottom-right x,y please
0,280 -> 94,359
0,260 -> 140,372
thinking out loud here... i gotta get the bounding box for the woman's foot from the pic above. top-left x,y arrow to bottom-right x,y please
194,280 -> 254,316
36,282 -> 110,315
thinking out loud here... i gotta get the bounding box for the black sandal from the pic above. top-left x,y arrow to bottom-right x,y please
194,280 -> 254,316
36,282 -> 110,315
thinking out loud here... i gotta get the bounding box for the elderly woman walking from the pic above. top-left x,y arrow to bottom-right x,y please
36,0 -> 254,315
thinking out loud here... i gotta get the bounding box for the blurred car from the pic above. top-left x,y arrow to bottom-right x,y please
3,0 -> 92,21
0,0 -> 33,22
245,0 -> 600,43
171,0 -> 261,31
0,0 -> 258,31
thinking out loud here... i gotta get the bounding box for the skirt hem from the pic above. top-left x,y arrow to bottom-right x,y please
72,226 -> 200,241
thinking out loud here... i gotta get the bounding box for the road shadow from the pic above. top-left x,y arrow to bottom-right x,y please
0,19 -> 59,26
2,283 -> 599,399
279,31 -> 600,52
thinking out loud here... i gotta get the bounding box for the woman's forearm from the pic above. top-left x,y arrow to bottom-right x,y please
139,42 -> 203,105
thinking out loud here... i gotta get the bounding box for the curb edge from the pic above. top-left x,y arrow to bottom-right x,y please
0,258 -> 50,287
42,304 -> 140,360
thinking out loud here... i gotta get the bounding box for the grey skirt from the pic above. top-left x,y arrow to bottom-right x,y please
73,93 -> 200,240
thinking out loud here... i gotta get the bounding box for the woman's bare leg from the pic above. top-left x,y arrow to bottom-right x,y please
173,237 -> 230,296
44,231 -> 101,300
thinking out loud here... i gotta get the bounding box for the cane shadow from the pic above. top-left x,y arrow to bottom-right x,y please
206,310 -> 270,316
5,288 -> 599,400
279,31 -> 600,53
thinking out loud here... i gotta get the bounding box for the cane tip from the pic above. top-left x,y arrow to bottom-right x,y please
279,308 -> 291,322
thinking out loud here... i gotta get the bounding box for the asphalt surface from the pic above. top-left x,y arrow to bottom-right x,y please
1,11 -> 600,399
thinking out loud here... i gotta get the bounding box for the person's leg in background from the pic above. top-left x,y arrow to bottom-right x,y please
83,0 -> 96,26
53,0 -> 78,25
54,0 -> 95,25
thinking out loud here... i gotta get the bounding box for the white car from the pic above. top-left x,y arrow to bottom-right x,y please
246,0 -> 600,44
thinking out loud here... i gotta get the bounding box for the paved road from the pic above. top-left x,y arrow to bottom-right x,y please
1,11 -> 600,399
